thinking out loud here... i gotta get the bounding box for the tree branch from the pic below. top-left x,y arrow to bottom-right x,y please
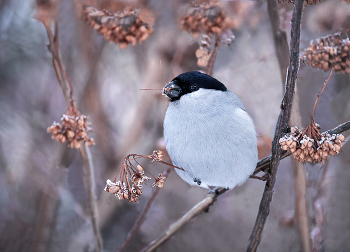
42,20 -> 103,252
141,187 -> 228,252
247,0 -> 305,251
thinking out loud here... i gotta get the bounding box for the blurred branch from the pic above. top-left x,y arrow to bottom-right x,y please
206,36 -> 220,76
141,187 -> 228,252
311,160 -> 330,252
118,168 -> 171,252
247,0 -> 304,251
267,0 -> 289,84
41,19 -> 103,252
290,90 -> 311,252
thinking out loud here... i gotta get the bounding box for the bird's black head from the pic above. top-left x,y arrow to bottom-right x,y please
163,71 -> 227,101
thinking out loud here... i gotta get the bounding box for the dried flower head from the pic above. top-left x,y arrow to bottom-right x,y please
152,174 -> 167,188
279,122 -> 345,164
47,108 -> 95,148
105,151 -> 182,203
278,0 -> 325,5
301,33 -> 350,74
180,3 -> 233,36
149,150 -> 163,162
84,6 -> 153,49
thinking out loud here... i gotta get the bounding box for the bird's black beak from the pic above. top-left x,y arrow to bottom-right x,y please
163,81 -> 182,99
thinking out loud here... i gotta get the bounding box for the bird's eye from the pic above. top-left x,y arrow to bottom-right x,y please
190,85 -> 198,91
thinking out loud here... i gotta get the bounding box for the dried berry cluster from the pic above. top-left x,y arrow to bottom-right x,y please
279,124 -> 345,164
47,111 -> 95,149
85,7 -> 153,49
301,33 -> 350,74
278,0 -> 325,5
180,3 -> 233,36
104,151 -> 172,203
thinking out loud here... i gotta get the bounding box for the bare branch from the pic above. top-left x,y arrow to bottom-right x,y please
141,188 -> 228,252
42,20 -> 103,252
247,0 -> 305,251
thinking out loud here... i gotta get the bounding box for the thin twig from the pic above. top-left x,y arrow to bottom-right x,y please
247,0 -> 305,251
206,36 -> 220,76
141,187 -> 228,252
42,20 -> 103,251
117,169 -> 171,252
311,70 -> 333,120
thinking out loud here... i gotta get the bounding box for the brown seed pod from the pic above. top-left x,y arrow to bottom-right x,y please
180,3 -> 233,36
84,7 -> 153,49
279,123 -> 345,164
47,109 -> 94,149
301,33 -> 350,74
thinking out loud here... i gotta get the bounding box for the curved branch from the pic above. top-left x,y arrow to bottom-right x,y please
141,188 -> 227,252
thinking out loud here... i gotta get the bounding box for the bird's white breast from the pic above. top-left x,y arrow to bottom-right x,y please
164,89 -> 258,189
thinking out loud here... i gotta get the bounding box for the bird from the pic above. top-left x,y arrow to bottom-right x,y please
163,71 -> 258,189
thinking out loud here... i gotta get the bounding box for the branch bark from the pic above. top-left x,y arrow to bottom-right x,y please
247,0 -> 305,251
267,2 -> 311,250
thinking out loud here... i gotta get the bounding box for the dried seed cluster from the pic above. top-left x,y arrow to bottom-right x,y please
180,3 -> 233,36
104,151 -> 172,203
85,7 -> 153,49
301,33 -> 350,74
47,112 -> 95,149
278,0 -> 325,5
279,126 -> 345,164
104,170 -> 150,203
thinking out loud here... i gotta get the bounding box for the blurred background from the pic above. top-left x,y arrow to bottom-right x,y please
1,0 -> 350,251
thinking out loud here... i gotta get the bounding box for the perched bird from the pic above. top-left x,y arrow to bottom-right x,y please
163,71 -> 258,189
